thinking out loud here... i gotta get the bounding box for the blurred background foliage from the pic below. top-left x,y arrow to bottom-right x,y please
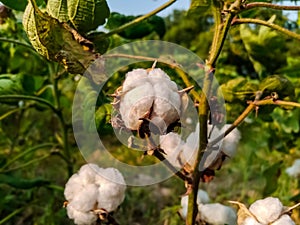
0,0 -> 300,224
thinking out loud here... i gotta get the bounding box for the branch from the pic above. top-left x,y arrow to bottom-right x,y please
208,98 -> 300,147
244,2 -> 300,11
0,38 -> 35,50
232,18 -> 300,41
105,0 -> 177,37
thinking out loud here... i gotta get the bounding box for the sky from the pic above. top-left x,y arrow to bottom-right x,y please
106,0 -> 190,16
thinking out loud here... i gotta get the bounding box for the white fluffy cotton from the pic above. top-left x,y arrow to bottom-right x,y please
64,164 -> 126,225
242,217 -> 263,225
286,159 -> 300,177
249,197 -> 283,224
180,189 -> 211,219
118,68 -> 182,131
198,203 -> 237,225
271,214 -> 295,225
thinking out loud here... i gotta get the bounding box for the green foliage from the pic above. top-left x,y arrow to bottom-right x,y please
106,12 -> 166,39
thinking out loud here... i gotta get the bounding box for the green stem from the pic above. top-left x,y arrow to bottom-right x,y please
232,18 -> 300,41
0,207 -> 24,225
0,107 -> 26,121
105,0 -> 177,37
244,2 -> 300,11
0,38 -> 34,50
1,143 -> 56,170
0,95 -> 58,114
1,154 -> 52,173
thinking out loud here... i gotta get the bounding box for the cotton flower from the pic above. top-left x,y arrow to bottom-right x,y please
180,189 -> 211,219
113,68 -> 185,133
64,164 -> 126,225
198,203 -> 237,225
249,197 -> 283,224
286,159 -> 300,177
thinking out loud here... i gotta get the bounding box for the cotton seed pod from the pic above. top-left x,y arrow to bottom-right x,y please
271,214 -> 295,225
113,68 -> 183,133
286,159 -> 300,177
198,203 -> 237,225
249,197 -> 283,224
67,0 -> 110,33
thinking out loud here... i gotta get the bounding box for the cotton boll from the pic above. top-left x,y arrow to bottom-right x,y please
271,214 -> 295,225
242,217 -> 263,225
122,68 -> 149,92
160,133 -> 184,168
286,159 -> 300,177
219,125 -> 241,157
249,197 -> 283,224
180,189 -> 211,219
64,174 -> 84,201
66,204 -> 97,225
119,83 -> 154,130
198,203 -> 237,225
78,164 -> 99,185
70,183 -> 98,212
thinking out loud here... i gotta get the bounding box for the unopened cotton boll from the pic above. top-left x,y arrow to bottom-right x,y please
286,159 -> 300,177
249,197 -> 283,224
180,189 -> 211,219
271,214 -> 295,225
198,203 -> 237,225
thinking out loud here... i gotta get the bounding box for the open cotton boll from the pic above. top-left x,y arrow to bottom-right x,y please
286,159 -> 300,177
249,197 -> 283,224
180,189 -> 211,219
218,124 -> 241,157
242,217 -> 263,225
66,204 -> 97,225
122,68 -> 149,92
160,132 -> 184,168
119,83 -> 155,130
198,203 -> 237,225
65,164 -> 126,224
271,214 -> 295,225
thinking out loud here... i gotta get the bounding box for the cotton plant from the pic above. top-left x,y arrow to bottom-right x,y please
230,197 -> 299,225
180,189 -> 237,225
64,164 -> 126,225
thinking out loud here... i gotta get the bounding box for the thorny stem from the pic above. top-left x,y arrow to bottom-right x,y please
232,18 -> 300,41
244,2 -> 300,11
105,0 -> 177,37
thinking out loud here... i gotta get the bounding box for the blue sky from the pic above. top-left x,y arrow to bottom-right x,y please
107,0 -> 190,16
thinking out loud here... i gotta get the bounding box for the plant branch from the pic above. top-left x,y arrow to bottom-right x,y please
244,2 -> 300,11
232,18 -> 300,41
0,38 -> 35,50
0,207 -> 24,225
1,143 -> 56,170
0,95 -> 58,114
105,0 -> 177,37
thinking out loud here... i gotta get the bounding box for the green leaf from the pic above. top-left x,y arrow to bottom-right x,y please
0,173 -> 50,189
188,0 -> 212,16
262,161 -> 282,196
67,0 -> 110,33
0,74 -> 24,95
259,75 -> 294,99
46,0 -> 69,22
106,12 -> 166,39
87,32 -> 110,54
